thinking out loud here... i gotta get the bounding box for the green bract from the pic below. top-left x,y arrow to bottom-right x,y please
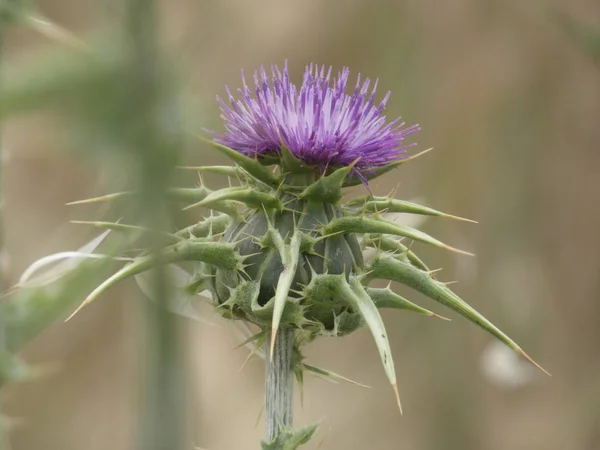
69,140 -> 548,411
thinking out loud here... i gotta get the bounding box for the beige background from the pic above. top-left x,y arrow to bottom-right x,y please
3,0 -> 600,449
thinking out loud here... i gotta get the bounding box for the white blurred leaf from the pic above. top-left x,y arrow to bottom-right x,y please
17,230 -> 130,288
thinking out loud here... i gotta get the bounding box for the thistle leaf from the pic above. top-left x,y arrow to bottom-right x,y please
67,187 -> 214,206
261,424 -> 319,450
200,138 -> 282,187
352,197 -> 476,223
177,165 -> 245,178
299,161 -> 357,204
325,216 -> 473,256
175,214 -> 231,239
66,191 -> 134,205
280,146 -> 311,173
167,186 -> 214,202
71,221 -> 182,244
16,229 -> 121,288
67,241 -> 243,320
303,363 -> 371,388
366,255 -> 549,375
2,261 -> 117,352
343,148 -> 433,187
341,277 -> 402,413
363,234 -> 431,272
183,187 -> 282,212
366,287 -> 450,320
270,230 -> 303,358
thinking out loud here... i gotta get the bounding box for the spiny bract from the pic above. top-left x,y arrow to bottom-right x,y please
70,63 -> 547,413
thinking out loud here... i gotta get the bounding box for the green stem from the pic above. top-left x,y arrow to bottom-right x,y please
265,328 -> 295,442
124,1 -> 185,449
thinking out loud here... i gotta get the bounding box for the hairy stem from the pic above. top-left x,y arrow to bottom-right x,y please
265,328 -> 295,442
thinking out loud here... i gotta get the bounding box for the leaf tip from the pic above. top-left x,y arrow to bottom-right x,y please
518,348 -> 551,377
444,245 -> 475,257
430,312 -> 452,321
392,383 -> 403,415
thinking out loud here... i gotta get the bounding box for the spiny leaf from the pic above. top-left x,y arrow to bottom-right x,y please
343,148 -> 433,187
281,146 -> 311,174
366,255 -> 549,376
363,234 -> 431,272
299,160 -> 358,204
167,186 -> 214,202
177,165 -> 245,178
175,214 -> 231,239
183,187 -> 282,212
350,197 -> 477,223
66,241 -> 243,320
339,276 -> 402,413
67,187 -> 213,206
261,424 -> 319,450
2,260 -> 117,352
199,137 -> 282,186
303,363 -> 371,388
71,221 -> 181,243
16,229 -> 115,288
366,287 -> 450,320
324,216 -> 474,256
66,191 -> 134,205
270,230 -> 303,358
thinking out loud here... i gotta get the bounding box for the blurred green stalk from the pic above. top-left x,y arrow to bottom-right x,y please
124,0 -> 186,449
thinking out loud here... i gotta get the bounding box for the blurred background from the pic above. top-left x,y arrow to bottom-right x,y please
2,0 -> 600,449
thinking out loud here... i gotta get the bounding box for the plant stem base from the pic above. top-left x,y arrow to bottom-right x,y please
265,328 -> 295,442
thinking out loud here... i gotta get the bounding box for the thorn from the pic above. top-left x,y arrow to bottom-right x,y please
404,147 -> 434,163
239,351 -> 255,372
443,280 -> 459,286
517,348 -> 551,377
66,192 -> 130,205
64,299 -> 89,322
442,245 -> 475,257
392,383 -> 403,415
430,312 -> 452,321
428,268 -> 443,275
446,214 -> 479,224
255,405 -> 265,429
182,200 -> 204,211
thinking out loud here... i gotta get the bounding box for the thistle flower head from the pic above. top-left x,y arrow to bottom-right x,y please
214,62 -> 419,175
34,62 -> 547,434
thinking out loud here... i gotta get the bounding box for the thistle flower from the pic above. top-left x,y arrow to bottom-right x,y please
214,62 -> 419,177
20,62 -> 548,447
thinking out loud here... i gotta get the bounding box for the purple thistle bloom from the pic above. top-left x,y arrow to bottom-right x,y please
214,62 -> 420,175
